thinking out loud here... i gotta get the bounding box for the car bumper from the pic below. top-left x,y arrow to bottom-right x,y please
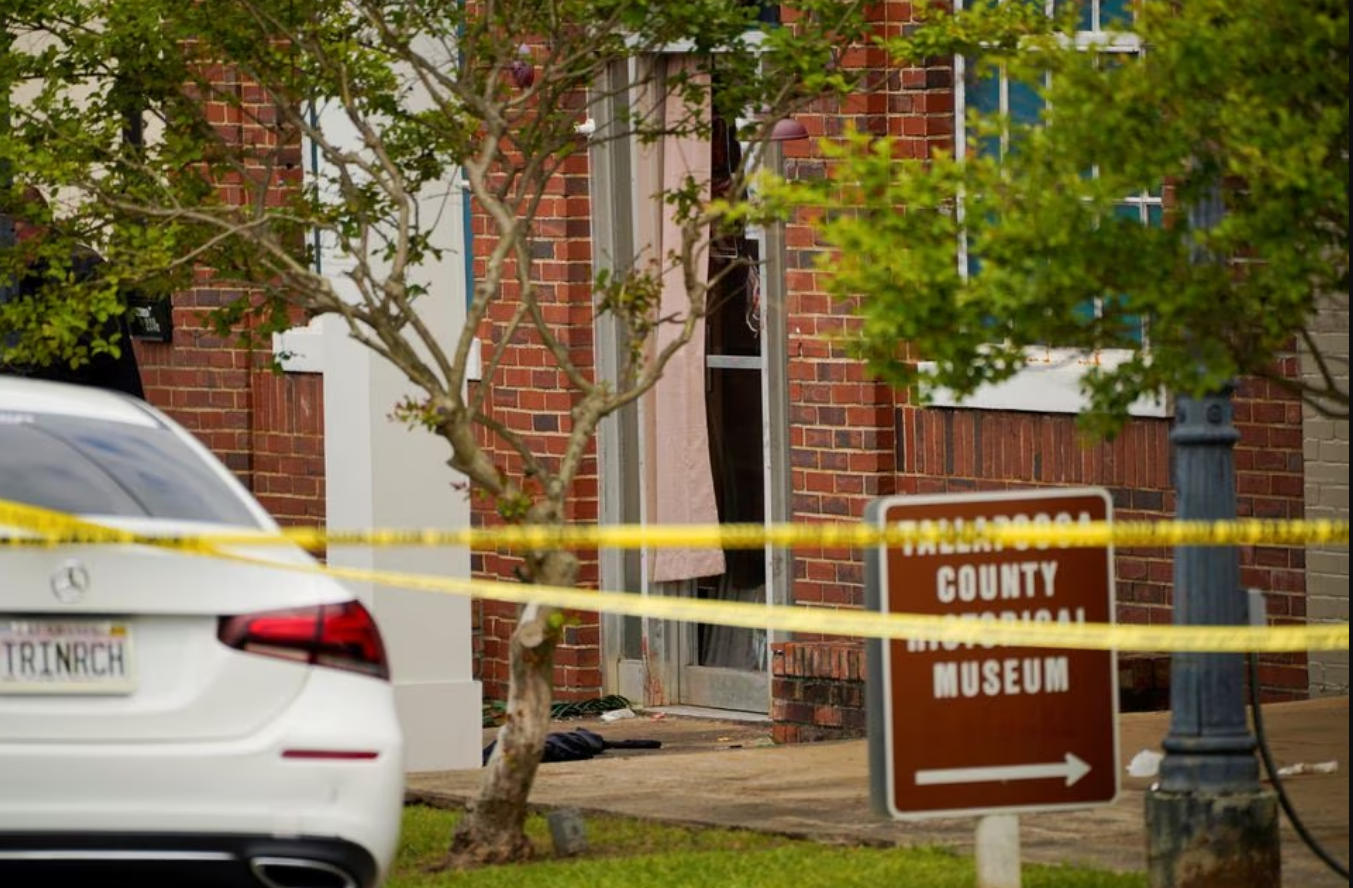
0,831 -> 379,888
0,672 -> 404,885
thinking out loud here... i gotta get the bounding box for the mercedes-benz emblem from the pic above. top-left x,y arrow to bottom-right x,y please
51,559 -> 91,604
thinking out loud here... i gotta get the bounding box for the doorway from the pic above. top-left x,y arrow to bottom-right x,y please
594,70 -> 790,715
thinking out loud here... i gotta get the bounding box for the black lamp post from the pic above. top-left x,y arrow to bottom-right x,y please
1143,189 -> 1281,887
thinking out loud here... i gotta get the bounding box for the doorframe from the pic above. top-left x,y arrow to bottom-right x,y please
594,66 -> 792,714
759,142 -> 794,649
593,58 -> 648,701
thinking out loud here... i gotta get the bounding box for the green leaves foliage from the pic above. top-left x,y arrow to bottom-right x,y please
3,0 -> 867,376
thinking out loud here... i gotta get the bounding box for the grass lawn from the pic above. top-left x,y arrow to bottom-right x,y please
388,805 -> 1148,888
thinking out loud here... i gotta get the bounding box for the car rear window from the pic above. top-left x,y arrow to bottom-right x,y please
0,411 -> 262,526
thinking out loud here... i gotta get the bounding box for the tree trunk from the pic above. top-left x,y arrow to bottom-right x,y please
442,549 -> 575,868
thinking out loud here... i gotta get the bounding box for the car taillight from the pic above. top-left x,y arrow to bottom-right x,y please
218,601 -> 390,680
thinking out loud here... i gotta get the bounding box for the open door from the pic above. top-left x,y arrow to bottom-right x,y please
681,227 -> 770,711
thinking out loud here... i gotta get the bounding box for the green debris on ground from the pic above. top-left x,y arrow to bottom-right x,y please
482,696 -> 634,727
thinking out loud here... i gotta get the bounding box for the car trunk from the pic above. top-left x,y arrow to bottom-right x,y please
0,522 -> 352,744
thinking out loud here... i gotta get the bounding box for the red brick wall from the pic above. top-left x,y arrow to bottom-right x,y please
779,0 -> 941,622
772,293 -> 1305,698
892,401 -> 1306,699
131,62 -> 327,530
468,150 -> 605,705
771,641 -> 869,743
1233,371 -> 1310,699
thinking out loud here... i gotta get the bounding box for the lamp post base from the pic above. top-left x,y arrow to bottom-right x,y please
1146,788 -> 1280,888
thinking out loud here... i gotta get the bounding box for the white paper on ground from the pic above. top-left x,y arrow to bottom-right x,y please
1126,748 -> 1164,777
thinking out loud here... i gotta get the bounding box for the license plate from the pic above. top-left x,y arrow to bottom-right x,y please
0,619 -> 136,694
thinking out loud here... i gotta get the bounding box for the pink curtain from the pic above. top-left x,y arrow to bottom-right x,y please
643,57 -> 725,583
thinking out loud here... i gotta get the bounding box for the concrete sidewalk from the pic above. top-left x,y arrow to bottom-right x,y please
407,696 -> 1348,887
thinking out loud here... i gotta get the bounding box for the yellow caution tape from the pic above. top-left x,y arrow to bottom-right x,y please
1,500 -> 1348,550
1,500 -> 143,544
2,499 -> 1347,652
198,546 -> 1348,653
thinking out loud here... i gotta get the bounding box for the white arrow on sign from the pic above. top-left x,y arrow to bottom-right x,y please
915,753 -> 1091,787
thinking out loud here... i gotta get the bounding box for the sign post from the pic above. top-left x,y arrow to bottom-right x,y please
865,488 -> 1120,872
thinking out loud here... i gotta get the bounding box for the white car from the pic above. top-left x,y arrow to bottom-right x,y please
0,377 -> 404,888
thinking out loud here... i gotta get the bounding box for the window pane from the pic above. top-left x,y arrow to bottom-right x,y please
1122,318 -> 1145,344
966,63 -> 1002,158
968,64 -> 1001,115
0,416 -> 262,525
966,250 -> 984,279
1008,78 -> 1043,127
1100,0 -> 1132,28
1102,293 -> 1144,344
1113,201 -> 1145,225
1057,0 -> 1135,31
1072,298 -> 1098,324
1072,0 -> 1094,32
